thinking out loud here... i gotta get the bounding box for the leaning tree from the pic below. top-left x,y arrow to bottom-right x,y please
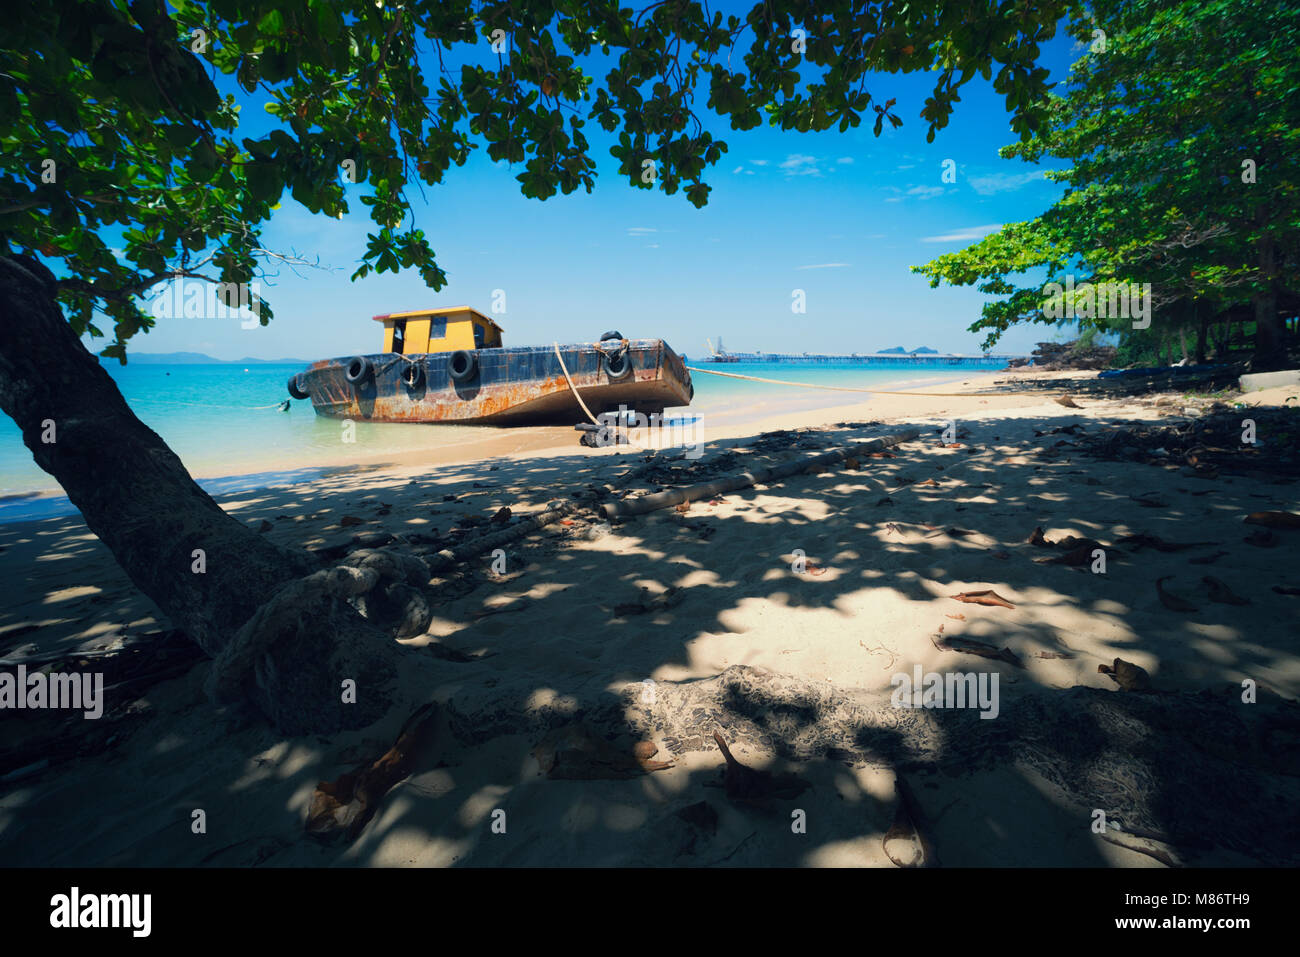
0,0 -> 1071,733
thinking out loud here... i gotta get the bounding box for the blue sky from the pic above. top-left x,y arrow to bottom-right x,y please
117,19 -> 1085,362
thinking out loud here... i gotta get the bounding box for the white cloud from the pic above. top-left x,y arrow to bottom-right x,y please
732,165 -> 744,174
796,262 -> 851,270
626,227 -> 657,236
968,171 -> 1043,195
896,163 -> 916,170
836,157 -> 854,165
920,223 -> 1003,243
751,159 -> 769,166
906,185 -> 945,199
779,153 -> 822,176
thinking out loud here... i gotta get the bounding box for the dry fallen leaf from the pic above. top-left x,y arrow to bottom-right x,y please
1244,511 -> 1300,529
1244,528 -> 1279,548
1156,576 -> 1198,613
943,636 -> 1024,667
1202,576 -> 1250,606
951,589 -> 1016,610
1056,395 -> 1082,408
945,613 -> 966,621
1098,657 -> 1151,692
1027,526 -> 1054,547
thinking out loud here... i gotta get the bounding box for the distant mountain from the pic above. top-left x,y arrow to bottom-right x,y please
909,346 -> 939,355
101,352 -> 309,364
876,346 -> 908,354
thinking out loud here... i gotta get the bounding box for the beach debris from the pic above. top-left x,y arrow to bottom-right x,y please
875,497 -> 894,506
843,457 -> 861,470
339,515 -> 365,527
806,564 -> 829,577
1130,492 -> 1169,508
1189,551 -> 1230,565
674,502 -> 691,513
867,450 -> 897,459
1055,395 -> 1082,408
945,613 -> 966,621
675,801 -> 719,836
1035,543 -> 1106,566
1244,528 -> 1279,548
1272,585 -> 1300,596
882,774 -> 940,868
490,506 -> 512,524
1244,510 -> 1300,529
1155,576 -> 1198,613
1201,576 -> 1250,606
1098,658 -> 1151,692
950,589 -> 1016,610
613,586 -> 683,617
945,527 -> 975,538
306,702 -> 439,844
1027,526 -> 1053,547
942,635 -> 1024,668
915,477 -> 939,487
884,522 -> 905,536
532,724 -> 673,779
1035,650 -> 1074,659
859,640 -> 899,669
711,731 -> 810,804
1116,533 -> 1218,552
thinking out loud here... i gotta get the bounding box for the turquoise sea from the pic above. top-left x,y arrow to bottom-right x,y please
0,358 -> 997,521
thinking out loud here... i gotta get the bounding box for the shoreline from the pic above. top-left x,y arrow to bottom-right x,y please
0,367 -> 1003,521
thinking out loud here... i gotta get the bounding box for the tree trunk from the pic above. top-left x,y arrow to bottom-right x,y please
1253,234 -> 1284,369
1195,304 -> 1209,364
0,255 -> 407,733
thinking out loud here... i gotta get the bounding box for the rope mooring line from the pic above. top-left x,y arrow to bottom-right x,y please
684,365 -> 1011,398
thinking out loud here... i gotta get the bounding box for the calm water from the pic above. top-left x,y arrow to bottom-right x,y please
0,358 -> 987,518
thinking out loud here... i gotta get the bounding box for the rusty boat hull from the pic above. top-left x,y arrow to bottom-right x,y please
289,339 -> 694,425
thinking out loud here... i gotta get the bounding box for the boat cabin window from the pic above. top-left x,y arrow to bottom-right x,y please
430,316 -> 447,340
473,322 -> 486,349
392,319 -> 406,354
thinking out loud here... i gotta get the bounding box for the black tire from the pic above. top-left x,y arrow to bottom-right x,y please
602,348 -> 631,380
449,349 -> 478,383
401,361 -> 424,389
287,374 -> 310,400
600,330 -> 624,341
345,356 -> 373,383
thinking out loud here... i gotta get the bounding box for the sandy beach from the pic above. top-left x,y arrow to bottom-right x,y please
2,370 -> 1297,867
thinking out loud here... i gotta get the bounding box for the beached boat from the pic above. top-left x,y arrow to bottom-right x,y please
286,306 -> 694,425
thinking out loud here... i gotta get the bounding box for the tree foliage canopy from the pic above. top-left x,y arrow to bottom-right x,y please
2,0 -> 1071,360
914,0 -> 1300,356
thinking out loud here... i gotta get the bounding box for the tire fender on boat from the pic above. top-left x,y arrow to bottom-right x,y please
401,360 -> 424,389
287,374 -> 310,399
600,330 -> 624,341
345,356 -> 373,383
602,345 -> 632,380
449,349 -> 478,383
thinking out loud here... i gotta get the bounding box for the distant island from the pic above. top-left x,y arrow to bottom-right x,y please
99,352 -> 309,365
876,346 -> 938,355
